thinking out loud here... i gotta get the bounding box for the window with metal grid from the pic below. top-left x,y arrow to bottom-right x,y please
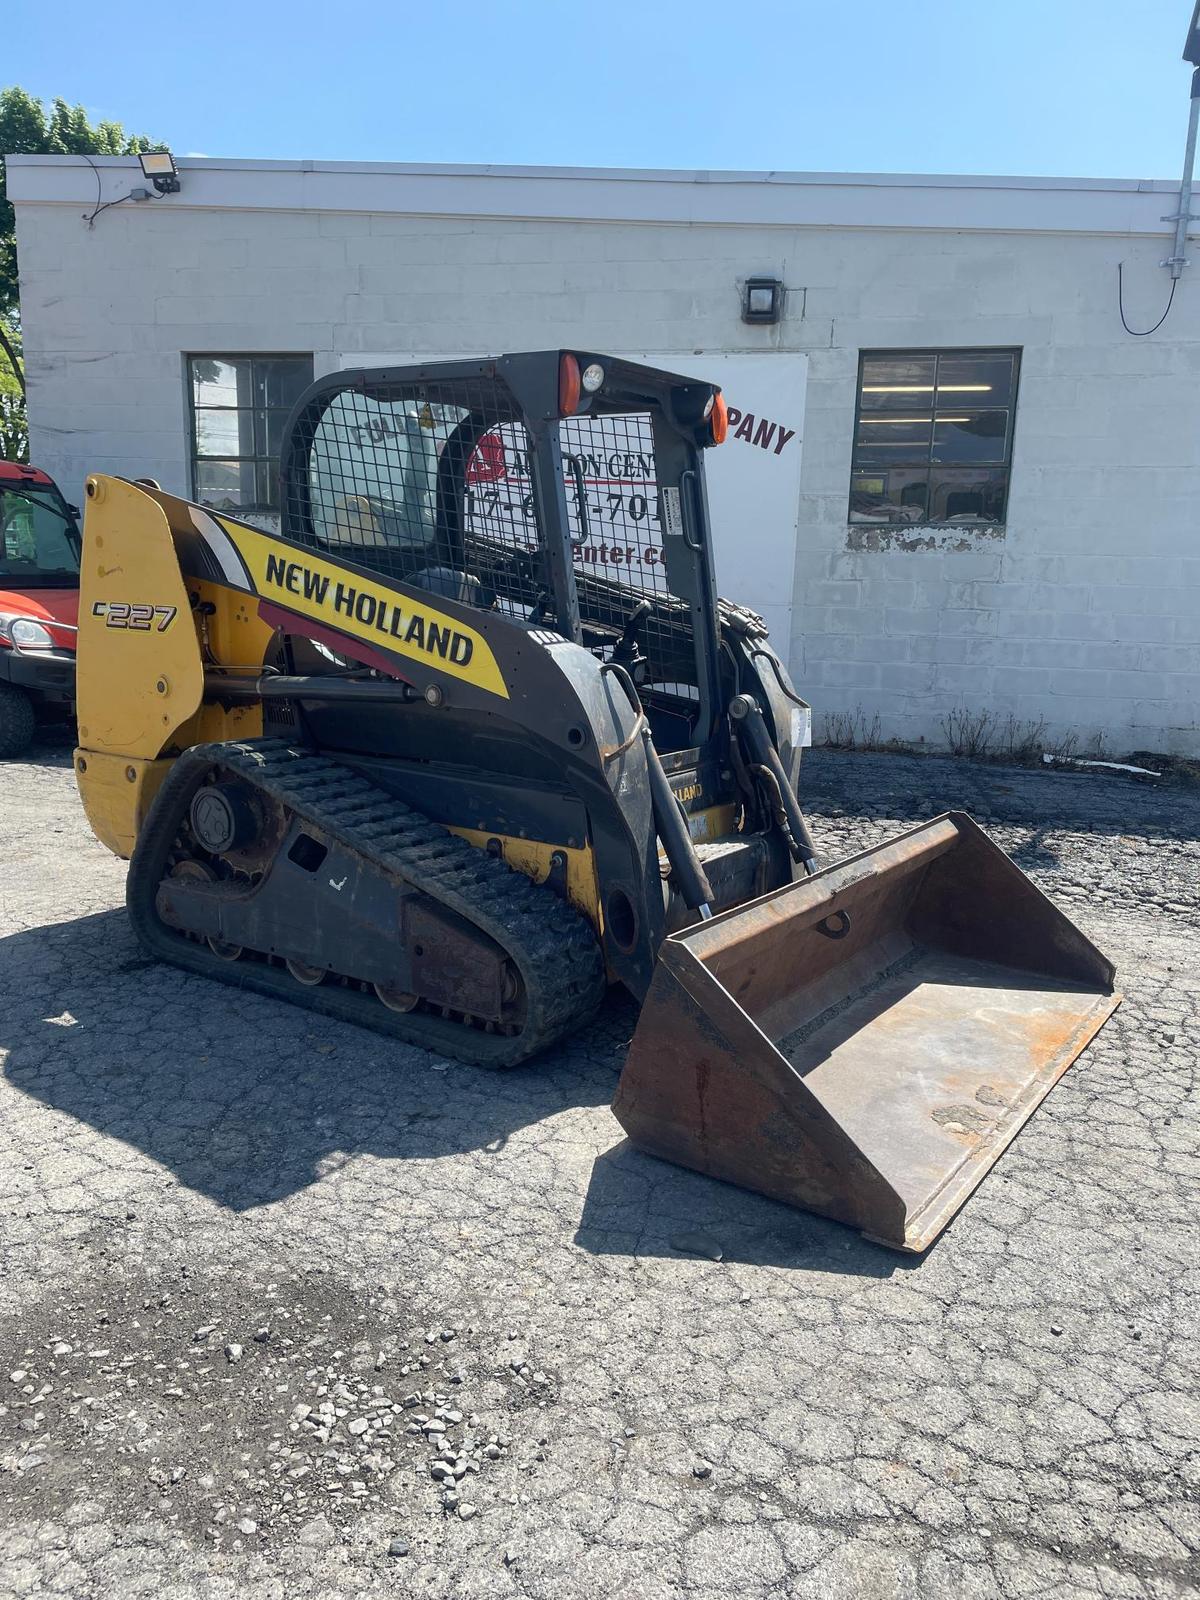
189,354 -> 313,512
458,420 -> 546,617
460,410 -> 696,685
458,410 -> 679,621
306,390 -> 464,558
560,412 -> 669,603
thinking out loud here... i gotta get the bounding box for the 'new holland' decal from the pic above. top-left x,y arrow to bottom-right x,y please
220,520 -> 509,700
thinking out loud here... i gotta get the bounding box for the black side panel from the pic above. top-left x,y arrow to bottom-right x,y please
339,754 -> 590,849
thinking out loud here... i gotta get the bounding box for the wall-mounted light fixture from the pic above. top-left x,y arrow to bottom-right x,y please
138,150 -> 181,194
741,276 -> 784,325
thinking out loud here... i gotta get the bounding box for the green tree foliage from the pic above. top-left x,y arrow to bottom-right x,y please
0,87 -> 162,456
0,312 -> 23,459
0,390 -> 27,461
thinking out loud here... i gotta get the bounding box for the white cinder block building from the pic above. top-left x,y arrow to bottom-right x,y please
7,154 -> 1199,754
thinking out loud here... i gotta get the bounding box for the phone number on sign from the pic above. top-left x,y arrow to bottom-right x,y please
465,486 -> 663,523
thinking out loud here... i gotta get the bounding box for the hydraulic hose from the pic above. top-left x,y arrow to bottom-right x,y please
641,726 -> 714,918
729,693 -> 819,875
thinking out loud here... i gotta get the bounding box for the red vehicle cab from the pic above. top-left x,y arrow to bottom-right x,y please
0,461 -> 81,757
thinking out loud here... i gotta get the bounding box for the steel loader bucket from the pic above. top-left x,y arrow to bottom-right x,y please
613,813 -> 1120,1252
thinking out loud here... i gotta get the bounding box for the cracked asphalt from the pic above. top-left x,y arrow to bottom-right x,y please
1,737 -> 1197,1599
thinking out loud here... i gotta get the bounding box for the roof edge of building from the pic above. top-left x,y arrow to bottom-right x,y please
3,154 -> 1182,235
5,153 -> 1179,189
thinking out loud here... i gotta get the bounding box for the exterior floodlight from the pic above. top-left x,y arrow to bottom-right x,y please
138,150 -> 181,194
741,276 -> 783,324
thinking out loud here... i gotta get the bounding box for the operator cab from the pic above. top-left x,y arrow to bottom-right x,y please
278,352 -> 727,754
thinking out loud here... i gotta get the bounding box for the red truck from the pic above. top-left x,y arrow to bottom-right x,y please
0,461 -> 80,757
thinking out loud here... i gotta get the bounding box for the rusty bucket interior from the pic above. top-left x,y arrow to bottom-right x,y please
613,813 -> 1120,1252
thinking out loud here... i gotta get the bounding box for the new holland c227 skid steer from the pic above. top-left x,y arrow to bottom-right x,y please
73,352 -> 1119,1251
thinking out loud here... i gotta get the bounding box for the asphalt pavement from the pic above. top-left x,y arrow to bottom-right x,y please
1,739 -> 1197,1599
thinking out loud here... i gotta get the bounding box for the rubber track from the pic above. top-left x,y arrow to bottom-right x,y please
127,739 -> 608,1067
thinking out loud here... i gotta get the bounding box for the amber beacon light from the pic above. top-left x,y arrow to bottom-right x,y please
708,392 -> 729,445
559,353 -> 581,416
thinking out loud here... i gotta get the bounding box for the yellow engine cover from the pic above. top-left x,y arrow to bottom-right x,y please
75,476 -> 204,760
73,476 -> 269,857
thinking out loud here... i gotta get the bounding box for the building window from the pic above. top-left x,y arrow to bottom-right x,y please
848,348 -> 1020,526
188,355 -> 313,512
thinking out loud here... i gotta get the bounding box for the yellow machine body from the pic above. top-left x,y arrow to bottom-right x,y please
73,476 -> 605,912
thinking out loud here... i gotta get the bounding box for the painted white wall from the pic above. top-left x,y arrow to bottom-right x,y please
10,157 -> 1199,754
793,232 -> 1200,757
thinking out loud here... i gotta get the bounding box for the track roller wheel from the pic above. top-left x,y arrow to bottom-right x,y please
374,981 -> 419,1013
169,862 -> 243,960
287,958 -> 327,986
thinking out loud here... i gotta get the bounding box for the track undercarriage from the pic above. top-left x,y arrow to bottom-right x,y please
130,739 -> 607,1066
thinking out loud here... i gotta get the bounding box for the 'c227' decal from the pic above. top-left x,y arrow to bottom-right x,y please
92,601 -> 178,632
217,520 -> 509,700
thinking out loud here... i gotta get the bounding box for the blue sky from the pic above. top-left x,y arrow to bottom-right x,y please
8,0 -> 1197,179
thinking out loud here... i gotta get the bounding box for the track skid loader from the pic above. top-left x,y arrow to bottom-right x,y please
73,351 -> 1118,1250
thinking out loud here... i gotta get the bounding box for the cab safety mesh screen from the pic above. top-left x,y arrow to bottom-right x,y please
284,378 -> 696,685
558,411 -> 693,682
284,376 -> 544,615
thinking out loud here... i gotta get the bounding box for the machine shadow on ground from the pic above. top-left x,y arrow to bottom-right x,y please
574,1138 -> 911,1281
1,908 -> 625,1211
2,908 -> 909,1280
